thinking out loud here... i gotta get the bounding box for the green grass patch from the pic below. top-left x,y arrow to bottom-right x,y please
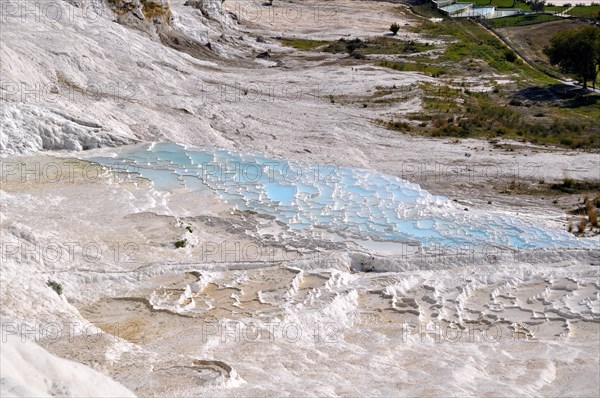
567,5 -> 600,18
512,1 -> 543,11
416,19 -> 551,82
472,0 -> 566,11
375,60 -> 446,77
556,99 -> 600,119
489,13 -> 562,28
544,6 -> 566,12
430,99 -> 597,148
442,36 -> 520,73
386,82 -> 600,149
321,37 -> 433,57
279,38 -> 331,51
493,0 -> 534,11
473,0 -> 516,7
361,37 -> 433,55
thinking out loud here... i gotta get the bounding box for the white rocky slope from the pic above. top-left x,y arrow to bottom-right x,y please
0,1 -> 241,393
1,335 -> 135,397
0,0 -> 241,154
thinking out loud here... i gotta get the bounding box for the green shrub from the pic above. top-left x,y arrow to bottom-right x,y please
47,280 -> 63,295
560,137 -> 574,146
174,239 -> 187,248
504,50 -> 517,63
323,38 -> 366,54
562,178 -> 574,188
387,120 -> 410,131
390,22 -> 400,35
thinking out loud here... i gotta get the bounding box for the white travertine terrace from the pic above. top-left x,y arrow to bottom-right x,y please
84,142 -> 596,250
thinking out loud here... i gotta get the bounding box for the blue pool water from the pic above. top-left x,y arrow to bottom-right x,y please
84,142 -> 597,250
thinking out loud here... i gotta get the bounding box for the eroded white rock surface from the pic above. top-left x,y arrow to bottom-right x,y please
1,156 -> 598,396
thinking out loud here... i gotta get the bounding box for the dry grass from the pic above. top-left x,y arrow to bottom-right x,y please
568,194 -> 600,235
578,218 -> 587,234
584,195 -> 599,228
589,208 -> 598,227
141,0 -> 172,20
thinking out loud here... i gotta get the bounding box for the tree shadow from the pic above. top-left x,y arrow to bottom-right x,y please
512,84 -> 599,108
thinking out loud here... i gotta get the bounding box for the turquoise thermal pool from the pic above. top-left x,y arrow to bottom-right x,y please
85,142 -> 596,250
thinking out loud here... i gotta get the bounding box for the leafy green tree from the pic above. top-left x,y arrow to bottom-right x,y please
544,26 -> 600,89
530,0 -> 546,12
390,22 -> 400,36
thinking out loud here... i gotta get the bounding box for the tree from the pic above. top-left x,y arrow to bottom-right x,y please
530,0 -> 546,12
389,22 -> 400,36
544,26 -> 600,89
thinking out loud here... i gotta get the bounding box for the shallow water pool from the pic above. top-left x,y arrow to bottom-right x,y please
84,142 -> 597,250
